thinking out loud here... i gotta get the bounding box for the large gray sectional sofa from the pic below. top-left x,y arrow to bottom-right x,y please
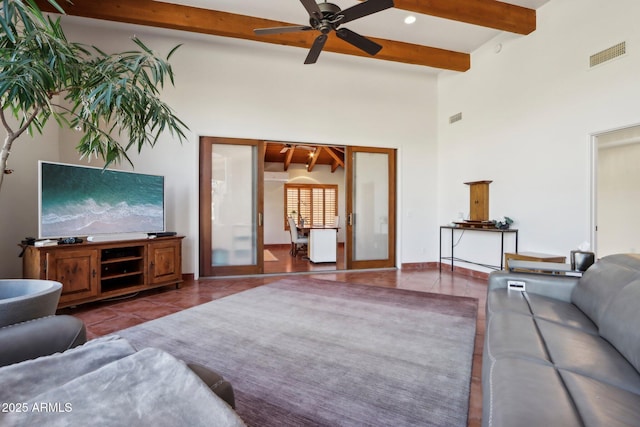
483,253 -> 640,427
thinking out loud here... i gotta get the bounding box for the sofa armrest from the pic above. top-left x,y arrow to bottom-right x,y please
0,315 -> 86,367
188,363 -> 236,409
488,270 -> 580,302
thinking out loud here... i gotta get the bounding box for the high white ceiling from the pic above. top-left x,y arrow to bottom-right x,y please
156,0 -> 550,54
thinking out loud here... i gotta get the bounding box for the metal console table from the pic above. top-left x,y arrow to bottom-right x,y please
439,225 -> 519,272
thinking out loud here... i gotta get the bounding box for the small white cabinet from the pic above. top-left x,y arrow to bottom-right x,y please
308,228 -> 337,263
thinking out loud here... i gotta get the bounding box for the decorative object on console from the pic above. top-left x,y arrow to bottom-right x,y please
149,231 -> 178,238
494,216 -> 514,229
454,180 -> 494,228
58,237 -> 83,244
34,239 -> 58,247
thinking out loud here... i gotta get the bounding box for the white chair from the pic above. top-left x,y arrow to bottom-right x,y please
287,217 -> 308,256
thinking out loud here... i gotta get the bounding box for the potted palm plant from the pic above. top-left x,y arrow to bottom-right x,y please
0,0 -> 188,191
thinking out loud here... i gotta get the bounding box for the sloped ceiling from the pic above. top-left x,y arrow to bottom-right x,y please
36,0 -> 551,73
264,143 -> 345,172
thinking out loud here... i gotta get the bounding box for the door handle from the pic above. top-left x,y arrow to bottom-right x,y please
258,212 -> 263,227
348,213 -> 354,226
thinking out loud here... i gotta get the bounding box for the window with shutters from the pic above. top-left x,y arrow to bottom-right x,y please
284,184 -> 338,229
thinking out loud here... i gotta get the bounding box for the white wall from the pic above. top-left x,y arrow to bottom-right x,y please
437,0 -> 640,270
6,16 -> 437,276
0,117 -> 60,278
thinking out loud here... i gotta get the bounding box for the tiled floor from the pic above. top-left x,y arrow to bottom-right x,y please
263,244 -> 346,274
60,267 -> 486,427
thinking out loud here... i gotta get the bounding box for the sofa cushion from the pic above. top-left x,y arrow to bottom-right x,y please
571,254 -> 640,326
537,319 -> 640,395
599,279 -> 640,374
485,312 -> 551,363
487,288 -> 597,332
484,357 -> 582,427
560,370 -> 640,427
527,293 -> 598,334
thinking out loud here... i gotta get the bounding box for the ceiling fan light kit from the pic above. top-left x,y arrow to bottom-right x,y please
254,0 -> 394,64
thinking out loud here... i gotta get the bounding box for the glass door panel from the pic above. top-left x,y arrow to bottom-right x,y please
354,152 -> 389,260
346,147 -> 396,269
200,137 -> 263,276
211,144 -> 256,266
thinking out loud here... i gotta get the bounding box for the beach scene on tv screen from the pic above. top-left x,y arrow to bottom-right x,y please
40,163 -> 164,238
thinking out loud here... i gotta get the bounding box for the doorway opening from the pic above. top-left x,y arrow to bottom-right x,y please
591,123 -> 640,257
199,137 -> 396,277
263,142 -> 346,274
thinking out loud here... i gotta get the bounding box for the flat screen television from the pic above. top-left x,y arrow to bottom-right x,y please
38,161 -> 165,239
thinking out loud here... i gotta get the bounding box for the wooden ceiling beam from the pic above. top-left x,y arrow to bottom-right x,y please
392,0 -> 536,35
323,147 -> 345,169
331,161 -> 339,173
35,0 -> 470,72
284,147 -> 294,171
307,148 -> 320,172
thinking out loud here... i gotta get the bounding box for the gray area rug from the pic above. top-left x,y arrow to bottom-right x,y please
116,278 -> 478,427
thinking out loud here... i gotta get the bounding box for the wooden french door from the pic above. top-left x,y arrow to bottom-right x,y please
199,137 -> 264,276
345,146 -> 396,269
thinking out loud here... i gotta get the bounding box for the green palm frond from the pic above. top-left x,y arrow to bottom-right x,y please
0,0 -> 188,179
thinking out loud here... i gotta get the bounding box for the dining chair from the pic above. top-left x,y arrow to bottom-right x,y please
287,217 -> 308,256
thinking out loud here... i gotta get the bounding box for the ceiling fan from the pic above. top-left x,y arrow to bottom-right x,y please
254,0 -> 394,64
280,144 -> 315,154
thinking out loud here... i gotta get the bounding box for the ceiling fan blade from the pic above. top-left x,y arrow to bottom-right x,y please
304,34 -> 328,64
336,0 -> 394,25
299,0 -> 323,21
280,147 -> 289,153
335,28 -> 382,56
254,25 -> 312,35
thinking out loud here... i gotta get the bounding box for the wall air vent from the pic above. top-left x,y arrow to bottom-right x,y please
590,42 -> 626,68
449,112 -> 462,124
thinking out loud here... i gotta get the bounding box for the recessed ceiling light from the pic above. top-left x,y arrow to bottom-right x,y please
404,15 -> 416,25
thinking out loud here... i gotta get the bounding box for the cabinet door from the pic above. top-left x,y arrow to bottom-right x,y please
47,249 -> 99,304
148,240 -> 182,285
469,182 -> 490,221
